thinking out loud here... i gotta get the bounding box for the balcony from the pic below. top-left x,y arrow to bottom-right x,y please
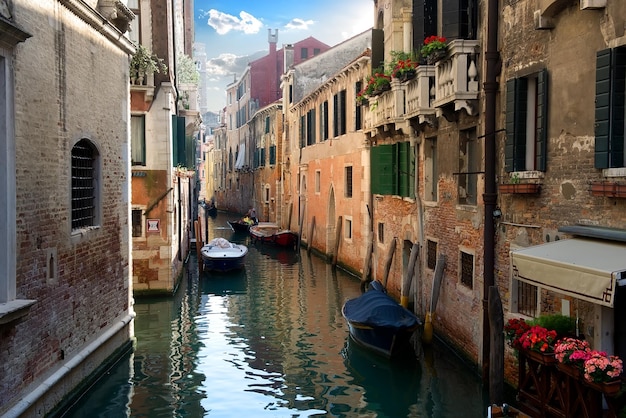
130,72 -> 155,111
404,66 -> 436,125
363,79 -> 405,136
432,40 -> 480,116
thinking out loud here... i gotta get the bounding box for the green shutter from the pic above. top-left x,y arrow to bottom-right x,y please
595,49 -> 612,168
371,145 -> 394,195
611,47 -> 626,167
261,148 -> 266,167
398,142 -> 410,197
333,94 -> 339,137
409,144 -> 416,198
269,145 -> 276,165
535,69 -> 548,171
340,90 -> 347,135
504,78 -> 527,172
254,148 -> 259,168
172,115 -> 186,167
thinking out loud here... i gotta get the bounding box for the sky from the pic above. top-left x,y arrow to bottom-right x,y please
193,0 -> 374,112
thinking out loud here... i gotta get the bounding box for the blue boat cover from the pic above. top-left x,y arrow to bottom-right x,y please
343,289 -> 421,330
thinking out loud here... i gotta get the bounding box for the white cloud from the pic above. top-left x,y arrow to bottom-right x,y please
207,9 -> 263,35
285,18 -> 315,31
205,51 -> 265,77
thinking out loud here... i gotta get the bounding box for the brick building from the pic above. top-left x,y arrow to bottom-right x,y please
495,0 -> 626,385
282,31 -> 373,269
129,0 -> 200,295
213,32 -> 331,215
0,0 -> 134,416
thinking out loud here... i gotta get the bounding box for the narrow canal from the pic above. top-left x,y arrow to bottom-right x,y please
60,211 -> 491,417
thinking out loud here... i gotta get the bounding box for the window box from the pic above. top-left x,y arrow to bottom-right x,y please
590,181 -> 626,198
498,183 -> 541,194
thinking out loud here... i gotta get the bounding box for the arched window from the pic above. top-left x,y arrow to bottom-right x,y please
71,139 -> 99,230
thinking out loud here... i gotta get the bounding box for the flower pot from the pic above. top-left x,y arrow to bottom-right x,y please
426,49 -> 447,65
522,349 -> 557,365
371,83 -> 391,96
498,183 -> 541,194
556,362 -> 582,379
396,69 -> 416,83
583,378 -> 621,396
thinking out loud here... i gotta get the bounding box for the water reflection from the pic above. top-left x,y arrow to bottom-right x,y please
60,211 -> 489,418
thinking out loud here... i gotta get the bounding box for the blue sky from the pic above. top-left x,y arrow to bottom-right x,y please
193,0 -> 373,111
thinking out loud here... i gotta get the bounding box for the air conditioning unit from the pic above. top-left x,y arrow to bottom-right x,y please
580,0 -> 606,10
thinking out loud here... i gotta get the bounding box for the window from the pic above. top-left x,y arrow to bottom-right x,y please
306,108 -> 316,146
370,142 -> 415,198
344,218 -> 352,239
71,139 -> 99,230
460,251 -> 474,289
301,48 -> 308,59
300,115 -> 306,148
314,48 -> 321,56
427,240 -> 437,270
505,69 -> 548,172
333,90 -> 347,137
425,137 -> 438,201
315,170 -> 321,193
265,116 -> 270,134
269,145 -> 276,165
320,101 -> 329,141
378,222 -> 384,243
595,47 -> 626,169
131,115 -> 146,165
264,185 -> 270,203
458,128 -> 478,205
127,0 -> 141,44
345,166 -> 353,198
355,81 -> 363,130
132,209 -> 143,237
513,281 -> 538,318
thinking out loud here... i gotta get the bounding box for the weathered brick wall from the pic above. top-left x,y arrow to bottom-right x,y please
1,1 -> 132,415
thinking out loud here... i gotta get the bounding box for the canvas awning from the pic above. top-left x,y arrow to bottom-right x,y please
510,238 -> 626,307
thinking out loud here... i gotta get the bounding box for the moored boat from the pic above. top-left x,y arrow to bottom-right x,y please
342,281 -> 421,358
249,222 -> 298,248
201,237 -> 248,272
228,217 -> 256,233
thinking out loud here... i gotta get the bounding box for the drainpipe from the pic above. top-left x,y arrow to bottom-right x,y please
482,0 -> 500,390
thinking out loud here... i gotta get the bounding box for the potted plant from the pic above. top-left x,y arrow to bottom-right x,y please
583,350 -> 623,395
554,337 -> 591,378
359,70 -> 391,99
517,325 -> 558,364
504,317 -> 531,350
420,35 -> 448,65
130,43 -> 168,85
389,51 -> 418,82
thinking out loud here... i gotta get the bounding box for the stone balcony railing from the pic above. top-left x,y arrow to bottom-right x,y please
363,39 -> 479,136
405,66 -> 436,125
432,39 -> 480,115
364,79 -> 405,133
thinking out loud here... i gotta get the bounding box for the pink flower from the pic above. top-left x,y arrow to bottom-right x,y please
583,350 -> 623,383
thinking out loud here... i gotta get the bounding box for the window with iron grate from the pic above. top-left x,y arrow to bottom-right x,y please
427,240 -> 437,270
460,251 -> 474,289
71,139 -> 98,230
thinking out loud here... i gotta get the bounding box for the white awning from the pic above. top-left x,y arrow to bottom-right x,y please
234,143 -> 245,169
510,238 -> 626,307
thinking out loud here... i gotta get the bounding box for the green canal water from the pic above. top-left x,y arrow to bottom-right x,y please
60,211 -> 491,417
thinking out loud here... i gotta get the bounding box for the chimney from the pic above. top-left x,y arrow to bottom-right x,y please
268,29 -> 278,55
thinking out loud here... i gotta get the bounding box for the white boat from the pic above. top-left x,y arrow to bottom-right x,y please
201,237 -> 248,272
